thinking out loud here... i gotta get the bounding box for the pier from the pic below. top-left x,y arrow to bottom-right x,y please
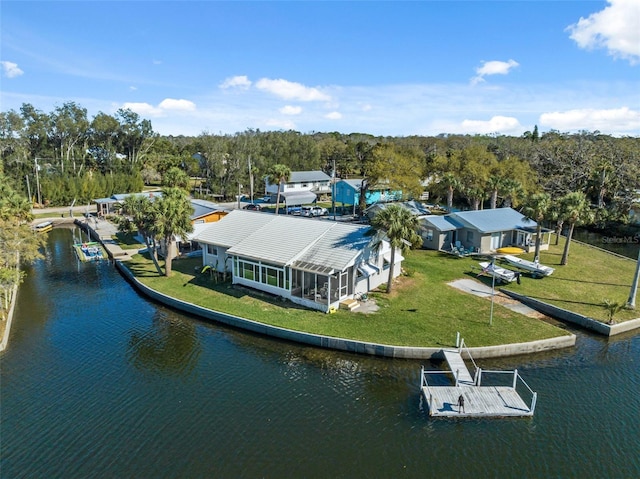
420,338 -> 537,418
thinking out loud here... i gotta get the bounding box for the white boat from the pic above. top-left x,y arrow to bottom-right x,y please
478,261 -> 517,283
501,255 -> 554,277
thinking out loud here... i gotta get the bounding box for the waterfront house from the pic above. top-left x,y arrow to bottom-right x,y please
264,170 -> 332,205
420,207 -> 550,254
94,191 -> 162,217
190,199 -> 229,224
333,179 -> 402,214
193,210 -> 401,312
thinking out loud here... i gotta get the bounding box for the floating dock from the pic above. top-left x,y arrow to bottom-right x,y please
420,339 -> 537,418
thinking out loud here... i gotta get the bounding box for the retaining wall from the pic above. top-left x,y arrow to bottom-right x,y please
116,261 -> 576,359
501,290 -> 640,337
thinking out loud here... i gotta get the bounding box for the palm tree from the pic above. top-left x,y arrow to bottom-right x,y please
486,175 -> 504,209
521,192 -> 551,261
558,191 -> 594,266
601,299 -> 625,325
369,204 -> 422,293
501,178 -> 524,209
438,173 -> 459,212
153,187 -> 194,277
266,164 -> 291,215
122,194 -> 163,275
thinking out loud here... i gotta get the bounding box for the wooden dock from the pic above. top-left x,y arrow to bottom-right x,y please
421,341 -> 537,418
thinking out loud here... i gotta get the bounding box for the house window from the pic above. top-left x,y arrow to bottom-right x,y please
466,231 -> 474,243
236,258 -> 288,289
207,244 -> 217,256
425,229 -> 434,241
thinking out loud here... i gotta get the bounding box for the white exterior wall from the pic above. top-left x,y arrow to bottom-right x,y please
203,245 -> 230,272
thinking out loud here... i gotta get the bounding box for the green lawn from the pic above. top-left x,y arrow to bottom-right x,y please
498,236 -> 638,323
122,237 -> 638,347
124,248 -> 581,348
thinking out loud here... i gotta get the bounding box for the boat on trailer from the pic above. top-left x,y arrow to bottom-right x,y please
501,254 -> 554,277
478,261 -> 517,283
34,221 -> 53,233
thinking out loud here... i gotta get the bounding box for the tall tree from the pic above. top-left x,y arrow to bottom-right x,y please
369,204 -> 422,293
558,192 -> 594,266
266,164 -> 291,214
521,192 -> 552,261
153,187 -> 194,277
121,194 -> 163,275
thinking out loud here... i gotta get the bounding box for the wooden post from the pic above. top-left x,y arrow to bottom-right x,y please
455,369 -> 459,387
456,332 -> 460,348
513,369 -> 518,389
429,393 -> 433,416
477,369 -> 482,387
420,366 -> 424,387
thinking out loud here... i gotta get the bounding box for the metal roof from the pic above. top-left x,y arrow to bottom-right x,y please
280,191 -> 317,205
421,215 -> 460,231
289,171 -> 331,183
449,207 -> 535,233
194,210 -> 374,271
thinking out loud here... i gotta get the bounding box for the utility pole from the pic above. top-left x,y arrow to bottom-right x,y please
25,175 -> 32,212
627,248 -> 640,309
34,157 -> 42,207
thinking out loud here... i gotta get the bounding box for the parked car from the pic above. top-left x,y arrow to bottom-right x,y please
286,206 -> 302,215
243,203 -> 262,211
301,206 -> 328,217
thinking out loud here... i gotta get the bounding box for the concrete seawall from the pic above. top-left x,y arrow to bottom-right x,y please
116,261 -> 576,359
501,290 -> 640,337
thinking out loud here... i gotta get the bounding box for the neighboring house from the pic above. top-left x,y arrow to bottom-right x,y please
190,199 -> 229,224
420,207 -> 550,254
265,170 -> 332,206
333,179 -> 402,213
94,191 -> 162,217
193,210 -> 401,312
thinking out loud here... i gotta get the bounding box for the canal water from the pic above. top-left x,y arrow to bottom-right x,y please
1,227 -> 639,478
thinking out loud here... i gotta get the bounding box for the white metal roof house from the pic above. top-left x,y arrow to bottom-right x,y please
193,210 -> 401,312
264,170 -> 332,205
420,207 -> 550,254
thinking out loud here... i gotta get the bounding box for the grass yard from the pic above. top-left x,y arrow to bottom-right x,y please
124,248 -> 574,348
498,236 -> 639,323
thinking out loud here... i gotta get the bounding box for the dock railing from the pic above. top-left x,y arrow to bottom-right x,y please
457,336 -> 480,385
474,368 -> 537,414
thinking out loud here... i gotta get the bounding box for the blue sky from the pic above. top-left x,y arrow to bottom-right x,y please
2,1 -> 639,137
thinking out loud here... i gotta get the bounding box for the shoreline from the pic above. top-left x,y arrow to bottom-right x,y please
115,260 -> 577,359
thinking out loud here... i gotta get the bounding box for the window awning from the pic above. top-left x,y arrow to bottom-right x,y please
291,260 -> 335,275
357,262 -> 379,277
281,191 -> 317,205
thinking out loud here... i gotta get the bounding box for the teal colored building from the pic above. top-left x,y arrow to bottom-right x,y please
333,179 -> 401,211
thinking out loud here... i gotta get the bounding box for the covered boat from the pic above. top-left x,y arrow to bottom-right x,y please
478,261 -> 517,283
502,254 -> 554,277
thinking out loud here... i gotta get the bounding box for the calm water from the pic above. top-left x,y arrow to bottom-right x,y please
1,227 -> 639,478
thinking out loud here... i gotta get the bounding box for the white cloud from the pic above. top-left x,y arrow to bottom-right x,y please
158,98 -> 196,111
255,78 -> 331,102
129,86 -> 137,91
1,61 -> 24,78
265,118 -> 296,130
122,98 -> 196,117
471,59 -> 519,85
220,75 -> 252,89
567,0 -> 640,64
459,116 -> 523,134
540,107 -> 640,133
280,105 -> 302,115
325,111 -> 342,120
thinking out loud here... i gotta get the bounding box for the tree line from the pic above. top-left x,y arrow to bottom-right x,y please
1,101 -> 639,221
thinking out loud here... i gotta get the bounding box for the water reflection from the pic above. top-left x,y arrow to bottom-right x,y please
127,310 -> 201,376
